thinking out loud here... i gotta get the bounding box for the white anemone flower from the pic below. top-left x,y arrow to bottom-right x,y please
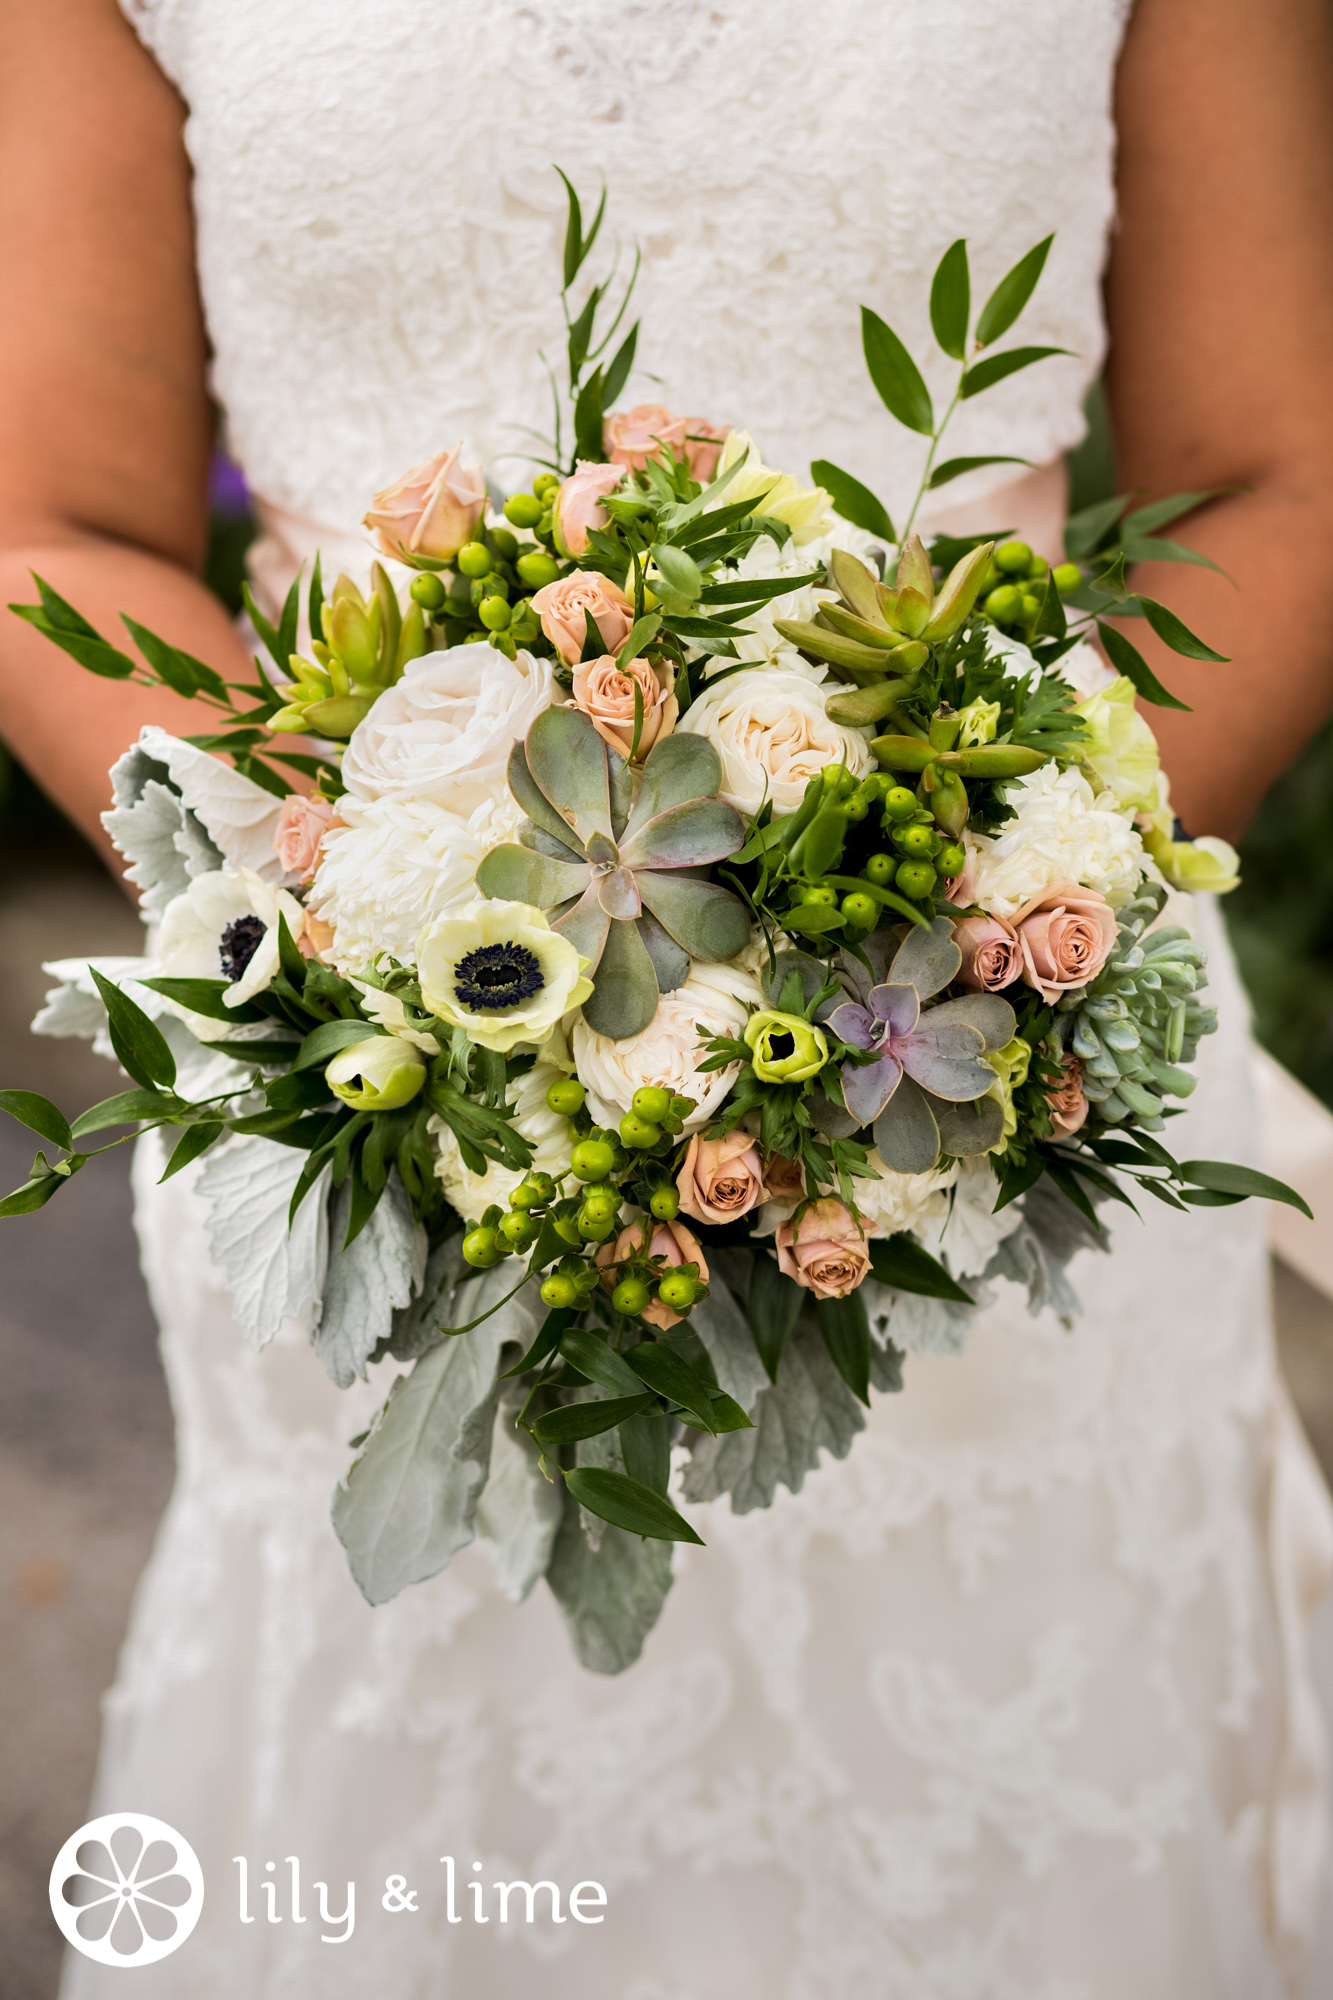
157,867 -> 308,1013
416,900 -> 593,1056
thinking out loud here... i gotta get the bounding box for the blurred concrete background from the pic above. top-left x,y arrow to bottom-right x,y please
3,416 -> 1333,2000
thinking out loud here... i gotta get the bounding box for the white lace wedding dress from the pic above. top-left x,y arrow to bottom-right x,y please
63,3 -> 1333,1995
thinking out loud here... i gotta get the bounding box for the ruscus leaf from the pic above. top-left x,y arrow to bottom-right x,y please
929,237 -> 970,360
860,307 -> 933,436
974,234 -> 1053,347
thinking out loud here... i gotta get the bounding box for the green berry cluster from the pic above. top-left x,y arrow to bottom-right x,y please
407,472 -> 567,660
780,764 -> 967,941
979,539 -> 1081,634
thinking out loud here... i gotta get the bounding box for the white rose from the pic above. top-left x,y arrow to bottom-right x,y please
572,961 -> 763,1133
339,644 -> 555,815
309,792 -> 525,972
158,866 -> 308,1015
853,1154 -> 958,1241
430,1059 -> 571,1218
678,666 -> 873,817
969,762 -> 1145,919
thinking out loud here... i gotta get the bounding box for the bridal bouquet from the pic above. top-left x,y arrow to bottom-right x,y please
2,179 -> 1305,1669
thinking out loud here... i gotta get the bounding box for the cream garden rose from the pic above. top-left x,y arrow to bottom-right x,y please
679,664 -> 873,816
339,646 -> 554,816
572,961 -> 763,1132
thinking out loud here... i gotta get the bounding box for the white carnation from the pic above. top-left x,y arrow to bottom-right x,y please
310,792 -> 525,972
430,1060 -> 570,1219
573,960 -> 764,1133
679,666 -> 873,817
340,644 -> 554,815
970,762 -> 1144,919
854,1154 -> 958,1241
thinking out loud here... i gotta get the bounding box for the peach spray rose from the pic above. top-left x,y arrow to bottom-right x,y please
363,445 -> 486,564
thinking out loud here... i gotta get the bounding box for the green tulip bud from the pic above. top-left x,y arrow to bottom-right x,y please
743,1010 -> 829,1085
994,540 -> 1032,575
325,1034 -> 427,1112
503,493 -> 545,529
409,572 -> 447,612
546,1078 -> 586,1116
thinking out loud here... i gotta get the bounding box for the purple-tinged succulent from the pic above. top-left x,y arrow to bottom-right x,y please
476,704 -> 749,1041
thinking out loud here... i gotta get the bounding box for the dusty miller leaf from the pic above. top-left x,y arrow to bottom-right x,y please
316,1173 -> 428,1388
689,1249 -> 770,1415
197,1134 -> 332,1350
544,1480 -> 675,1675
476,1393 -> 562,1603
680,1316 -> 865,1513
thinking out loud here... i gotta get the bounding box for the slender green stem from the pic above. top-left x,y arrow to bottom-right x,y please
899,364 -> 968,547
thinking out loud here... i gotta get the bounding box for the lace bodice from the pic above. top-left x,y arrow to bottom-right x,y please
124,0 -> 1130,538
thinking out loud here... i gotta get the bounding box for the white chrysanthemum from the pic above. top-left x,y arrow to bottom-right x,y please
969,762 -> 1145,919
679,665 -> 873,816
854,1153 -> 958,1241
339,644 -> 555,814
430,1059 -> 570,1218
573,960 -> 763,1133
309,792 -> 525,972
928,1156 -> 1024,1277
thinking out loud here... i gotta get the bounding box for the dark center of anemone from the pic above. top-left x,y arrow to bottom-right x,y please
219,914 -> 267,982
453,941 -> 545,1013
766,1031 -> 795,1061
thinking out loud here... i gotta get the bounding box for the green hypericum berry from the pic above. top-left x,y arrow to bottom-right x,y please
1053,562 -> 1082,594
896,822 -> 937,858
649,1185 -> 680,1221
864,852 -> 896,886
611,1276 -> 651,1316
1028,555 -> 1050,580
841,891 -> 878,928
463,1225 -> 505,1269
509,1173 -> 555,1211
937,840 -> 967,878
409,572 -> 448,611
546,1078 -> 586,1116
504,492 -> 545,529
843,794 -> 869,823
479,596 -> 511,631
457,540 -> 492,578
984,584 -> 1022,623
1019,592 -> 1041,622
656,1272 -> 697,1313
580,1190 -> 619,1226
570,1137 -> 617,1181
488,527 -> 520,562
516,550 -> 562,588
881,785 -> 917,823
499,1211 -> 539,1250
619,1112 -> 662,1150
994,540 -> 1032,575
799,884 -> 839,908
532,471 -> 560,500
896,859 -> 938,900
540,1272 -> 579,1309
577,1208 -> 616,1242
631,1085 -> 672,1122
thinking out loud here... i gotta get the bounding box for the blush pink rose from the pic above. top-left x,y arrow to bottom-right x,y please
953,914 -> 1022,992
682,420 -> 729,483
596,1216 -> 710,1330
676,1131 -> 767,1227
553,460 -> 625,556
603,403 -> 689,472
530,572 -> 635,665
298,914 -> 337,962
274,792 -> 338,880
775,1198 -> 872,1301
1013,879 -> 1118,1001
570,654 -> 677,763
363,445 -> 486,563
1046,1054 -> 1089,1138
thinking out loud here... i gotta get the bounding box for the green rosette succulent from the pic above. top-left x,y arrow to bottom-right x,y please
475,705 -> 750,1040
1059,884 -> 1216,1126
269,564 -> 427,738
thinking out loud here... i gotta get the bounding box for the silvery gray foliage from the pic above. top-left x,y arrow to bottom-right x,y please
197,1135 -> 331,1350
681,1316 -> 866,1514
545,1481 -> 675,1676
864,1275 -> 987,1359
573,1386 -> 626,1552
686,1250 -> 770,1415
102,746 -> 224,920
316,1173 -> 428,1388
980,1175 -> 1108,1327
475,1391 -> 562,1604
331,1265 -> 539,1606
377,1232 -> 466,1365
104,725 -> 289,881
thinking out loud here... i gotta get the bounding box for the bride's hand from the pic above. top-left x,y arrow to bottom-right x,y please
1108,0 -> 1333,841
0,0 -> 252,873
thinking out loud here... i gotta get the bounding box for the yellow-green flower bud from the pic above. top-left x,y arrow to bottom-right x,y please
325,1035 -> 427,1112
984,1035 -> 1031,1150
1141,823 -> 1241,896
743,1010 -> 829,1084
1071,675 -> 1161,813
957,697 -> 1001,749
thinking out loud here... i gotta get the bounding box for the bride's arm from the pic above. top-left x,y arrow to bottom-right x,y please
0,0 -> 253,867
1107,0 -> 1333,841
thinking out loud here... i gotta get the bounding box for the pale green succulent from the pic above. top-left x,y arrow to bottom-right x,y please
476,705 -> 750,1040
1059,885 -> 1216,1126
269,565 -> 427,738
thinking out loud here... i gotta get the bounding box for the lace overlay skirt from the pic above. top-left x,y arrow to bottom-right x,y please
63,903 -> 1333,1999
